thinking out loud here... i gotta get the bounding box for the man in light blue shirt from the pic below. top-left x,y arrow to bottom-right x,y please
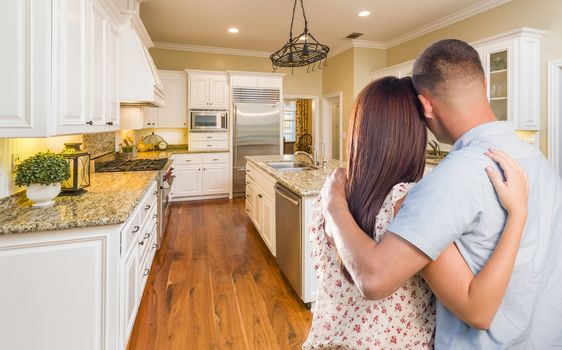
322,39 -> 562,349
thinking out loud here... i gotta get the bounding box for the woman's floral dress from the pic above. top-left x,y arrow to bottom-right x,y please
303,183 -> 435,350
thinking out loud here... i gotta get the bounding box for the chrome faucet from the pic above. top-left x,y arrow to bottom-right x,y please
428,140 -> 441,156
295,148 -> 319,166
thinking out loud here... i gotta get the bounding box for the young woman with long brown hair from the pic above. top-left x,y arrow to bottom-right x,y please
303,76 -> 529,349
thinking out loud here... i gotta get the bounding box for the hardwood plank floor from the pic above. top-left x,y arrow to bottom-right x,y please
128,198 -> 312,350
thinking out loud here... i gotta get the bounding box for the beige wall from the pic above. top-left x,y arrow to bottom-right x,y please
386,0 -> 562,154
354,47 -> 387,96
149,48 -> 323,96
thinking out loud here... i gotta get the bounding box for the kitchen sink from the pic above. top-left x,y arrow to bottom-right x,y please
267,161 -> 317,172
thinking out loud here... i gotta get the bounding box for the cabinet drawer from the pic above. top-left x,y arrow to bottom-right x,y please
121,209 -> 141,256
140,195 -> 157,228
172,153 -> 203,165
189,140 -> 229,150
138,218 -> 157,267
202,153 -> 229,164
189,132 -> 228,142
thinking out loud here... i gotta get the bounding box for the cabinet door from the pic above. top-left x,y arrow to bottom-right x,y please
189,75 -> 209,109
90,1 -> 109,126
261,194 -> 275,256
245,182 -> 256,222
173,164 -> 203,197
158,72 -> 187,128
121,248 -> 138,350
53,0 -> 89,131
480,41 -> 515,124
254,192 -> 263,233
202,163 -> 228,195
107,24 -> 120,128
142,107 -> 159,128
209,75 -> 228,108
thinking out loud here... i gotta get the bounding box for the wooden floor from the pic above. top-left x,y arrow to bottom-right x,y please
128,198 -> 312,350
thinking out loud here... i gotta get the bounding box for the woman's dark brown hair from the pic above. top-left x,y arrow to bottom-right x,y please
340,76 -> 427,283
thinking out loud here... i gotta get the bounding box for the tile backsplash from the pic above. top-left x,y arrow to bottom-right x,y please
82,132 -> 117,157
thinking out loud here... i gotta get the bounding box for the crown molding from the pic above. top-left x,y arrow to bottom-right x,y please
385,0 -> 512,48
153,42 -> 272,57
351,39 -> 387,50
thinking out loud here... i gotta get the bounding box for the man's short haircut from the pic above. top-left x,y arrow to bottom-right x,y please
412,39 -> 484,96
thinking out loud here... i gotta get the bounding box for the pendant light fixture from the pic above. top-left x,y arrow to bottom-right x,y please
271,0 -> 329,73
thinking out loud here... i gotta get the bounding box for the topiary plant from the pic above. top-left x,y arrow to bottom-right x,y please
15,152 -> 70,187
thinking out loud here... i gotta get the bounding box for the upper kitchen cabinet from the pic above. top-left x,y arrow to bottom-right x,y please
157,71 -> 187,128
370,60 -> 413,81
229,71 -> 284,89
187,71 -> 229,109
474,28 -> 545,131
0,0 -> 123,137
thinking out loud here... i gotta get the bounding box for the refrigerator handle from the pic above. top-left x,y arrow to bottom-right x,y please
233,104 -> 237,165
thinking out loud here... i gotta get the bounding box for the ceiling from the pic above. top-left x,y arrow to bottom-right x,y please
140,0 -> 505,53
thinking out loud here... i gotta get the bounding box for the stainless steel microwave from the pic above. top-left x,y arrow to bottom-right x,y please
190,110 -> 228,131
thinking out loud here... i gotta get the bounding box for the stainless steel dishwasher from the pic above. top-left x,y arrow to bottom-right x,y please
275,184 -> 303,298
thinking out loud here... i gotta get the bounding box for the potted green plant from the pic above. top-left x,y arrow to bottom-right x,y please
15,152 -> 70,207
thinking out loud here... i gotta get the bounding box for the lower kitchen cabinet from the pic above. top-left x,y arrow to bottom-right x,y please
171,153 -> 230,200
0,181 -> 159,350
245,162 -> 276,256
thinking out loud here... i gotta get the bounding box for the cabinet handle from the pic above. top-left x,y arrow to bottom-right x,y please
143,268 -> 150,276
106,121 -> 113,126
153,190 -> 158,195
206,136 -> 213,139
144,233 -> 151,239
198,168 -> 201,171
246,181 -> 250,185
132,225 -> 140,233
212,158 -> 219,161
207,144 -> 212,147
203,168 -> 206,171
145,204 -> 151,210
152,243 -> 158,249
258,194 -> 263,198
246,209 -> 250,213
86,120 -> 93,125
185,160 -> 191,162
152,213 -> 158,219
183,122 -> 186,125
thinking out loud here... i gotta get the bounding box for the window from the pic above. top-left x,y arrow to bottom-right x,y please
283,100 -> 296,142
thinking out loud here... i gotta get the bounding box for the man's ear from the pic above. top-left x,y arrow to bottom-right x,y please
418,94 -> 434,119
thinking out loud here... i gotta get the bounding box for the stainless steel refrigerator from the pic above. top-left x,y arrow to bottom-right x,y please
232,90 -> 281,196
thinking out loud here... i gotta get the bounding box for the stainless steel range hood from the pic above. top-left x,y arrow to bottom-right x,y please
119,15 -> 165,107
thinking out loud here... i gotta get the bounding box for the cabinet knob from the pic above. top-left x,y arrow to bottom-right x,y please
143,268 -> 150,276
207,144 -> 212,147
144,233 -> 150,239
138,240 -> 145,246
258,194 -> 263,198
86,120 -> 93,125
106,121 -> 113,126
203,168 -> 206,171
152,213 -> 158,219
212,158 -> 219,161
145,204 -> 151,210
153,190 -> 158,195
152,243 -> 158,249
206,136 -> 213,139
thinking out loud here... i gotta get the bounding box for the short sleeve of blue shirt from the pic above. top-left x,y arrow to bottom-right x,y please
387,153 -> 485,260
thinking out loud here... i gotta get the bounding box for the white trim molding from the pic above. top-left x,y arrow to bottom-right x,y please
386,0 -> 512,48
548,59 -> 562,173
153,42 -> 271,57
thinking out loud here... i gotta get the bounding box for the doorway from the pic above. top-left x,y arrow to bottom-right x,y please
283,95 -> 320,155
322,92 -> 343,160
548,59 -> 562,176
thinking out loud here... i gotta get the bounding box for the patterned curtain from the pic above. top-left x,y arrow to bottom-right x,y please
295,99 -> 311,142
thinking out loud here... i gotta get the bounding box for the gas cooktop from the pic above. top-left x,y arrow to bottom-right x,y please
95,158 -> 169,172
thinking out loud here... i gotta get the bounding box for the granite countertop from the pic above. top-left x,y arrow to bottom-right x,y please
135,146 -> 230,160
246,155 -> 345,197
0,171 -> 159,235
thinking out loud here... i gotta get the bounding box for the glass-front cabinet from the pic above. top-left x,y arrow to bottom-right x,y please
476,28 -> 545,130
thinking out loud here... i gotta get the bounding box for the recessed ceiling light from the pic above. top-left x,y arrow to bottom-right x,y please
358,10 -> 370,17
228,27 -> 239,33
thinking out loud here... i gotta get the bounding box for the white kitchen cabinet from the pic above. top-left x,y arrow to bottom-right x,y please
229,72 -> 284,89
0,0 -> 122,137
157,70 -> 187,128
187,71 -> 229,109
202,163 -> 229,195
121,245 -> 139,349
474,28 -> 544,130
245,162 -> 276,256
108,24 -> 121,127
173,164 -> 203,197
370,60 -> 413,81
171,153 -> 230,200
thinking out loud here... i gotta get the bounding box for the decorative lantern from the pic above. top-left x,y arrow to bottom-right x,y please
60,143 -> 90,192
